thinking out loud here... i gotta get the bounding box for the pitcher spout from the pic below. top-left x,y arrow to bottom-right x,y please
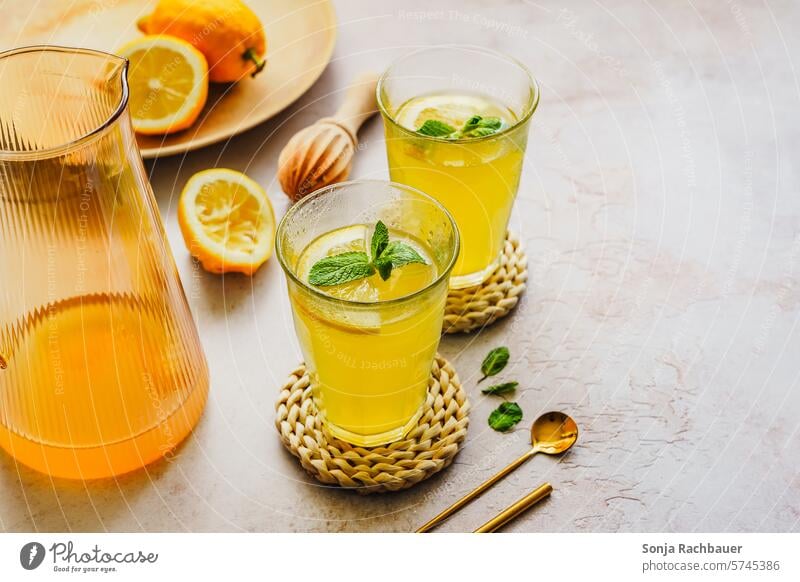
0,46 -> 129,159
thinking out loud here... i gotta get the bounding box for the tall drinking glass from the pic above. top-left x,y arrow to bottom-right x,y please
276,180 -> 459,446
378,46 -> 538,288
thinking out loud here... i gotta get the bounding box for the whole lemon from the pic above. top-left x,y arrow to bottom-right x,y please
138,0 -> 267,83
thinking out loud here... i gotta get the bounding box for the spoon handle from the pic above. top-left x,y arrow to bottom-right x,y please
416,448 -> 537,532
474,483 -> 553,533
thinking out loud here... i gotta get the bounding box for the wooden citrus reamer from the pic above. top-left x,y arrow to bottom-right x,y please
278,72 -> 379,202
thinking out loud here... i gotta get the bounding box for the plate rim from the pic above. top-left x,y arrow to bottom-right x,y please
140,0 -> 337,159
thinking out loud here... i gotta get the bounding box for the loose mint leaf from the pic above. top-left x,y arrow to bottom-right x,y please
479,346 -> 510,382
417,119 -> 456,137
481,381 -> 518,396
308,252 -> 373,286
375,256 -> 393,281
371,220 -> 389,261
382,241 -> 427,268
488,402 -> 523,432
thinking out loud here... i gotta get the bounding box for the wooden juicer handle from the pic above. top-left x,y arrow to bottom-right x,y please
277,72 -> 380,202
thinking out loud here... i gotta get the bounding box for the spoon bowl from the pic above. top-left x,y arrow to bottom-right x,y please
531,411 -> 579,455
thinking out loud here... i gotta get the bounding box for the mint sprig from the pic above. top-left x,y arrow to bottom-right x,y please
308,221 -> 427,287
416,115 -> 504,140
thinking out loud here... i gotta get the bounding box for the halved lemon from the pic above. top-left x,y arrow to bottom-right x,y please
118,35 -> 208,135
178,169 -> 275,275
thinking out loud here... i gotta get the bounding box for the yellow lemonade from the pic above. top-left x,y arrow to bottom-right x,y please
0,293 -> 208,479
289,224 -> 444,446
384,92 -> 529,287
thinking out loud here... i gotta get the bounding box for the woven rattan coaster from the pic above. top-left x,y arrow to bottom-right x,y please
275,354 -> 470,494
443,231 -> 528,334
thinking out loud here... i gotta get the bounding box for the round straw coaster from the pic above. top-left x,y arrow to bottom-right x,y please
275,354 -> 470,494
443,231 -> 528,334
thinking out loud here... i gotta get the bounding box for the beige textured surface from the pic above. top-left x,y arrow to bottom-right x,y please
1,0 -> 799,532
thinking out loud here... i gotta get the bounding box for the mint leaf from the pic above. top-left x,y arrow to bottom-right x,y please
308,252 -> 373,286
460,115 -> 503,138
488,402 -> 523,432
375,256 -> 393,281
382,241 -> 427,268
462,115 -> 483,131
479,346 -> 509,382
375,241 -> 427,281
481,381 -> 518,396
417,119 -> 456,137
371,220 -> 389,261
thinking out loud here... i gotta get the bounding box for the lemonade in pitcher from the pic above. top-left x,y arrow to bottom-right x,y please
277,181 -> 458,446
0,293 -> 208,479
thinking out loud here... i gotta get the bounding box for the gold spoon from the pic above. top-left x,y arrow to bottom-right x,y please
416,411 -> 578,533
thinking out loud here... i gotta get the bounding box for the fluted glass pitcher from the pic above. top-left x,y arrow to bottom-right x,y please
0,46 -> 209,479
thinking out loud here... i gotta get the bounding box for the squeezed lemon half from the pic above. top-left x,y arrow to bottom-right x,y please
118,35 -> 208,135
178,169 -> 275,275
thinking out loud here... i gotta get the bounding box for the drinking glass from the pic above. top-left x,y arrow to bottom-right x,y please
276,180 -> 459,446
0,46 -> 209,479
378,46 -> 538,288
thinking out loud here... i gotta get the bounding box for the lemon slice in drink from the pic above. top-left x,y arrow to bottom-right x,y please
395,94 -> 514,132
118,35 -> 208,135
178,169 -> 275,275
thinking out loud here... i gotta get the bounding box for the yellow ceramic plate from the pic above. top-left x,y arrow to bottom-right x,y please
4,0 -> 337,159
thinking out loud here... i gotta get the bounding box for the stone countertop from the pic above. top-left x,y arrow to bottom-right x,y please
2,0 -> 799,533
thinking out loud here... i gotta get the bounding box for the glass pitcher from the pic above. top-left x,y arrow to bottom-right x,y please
0,46 -> 209,479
